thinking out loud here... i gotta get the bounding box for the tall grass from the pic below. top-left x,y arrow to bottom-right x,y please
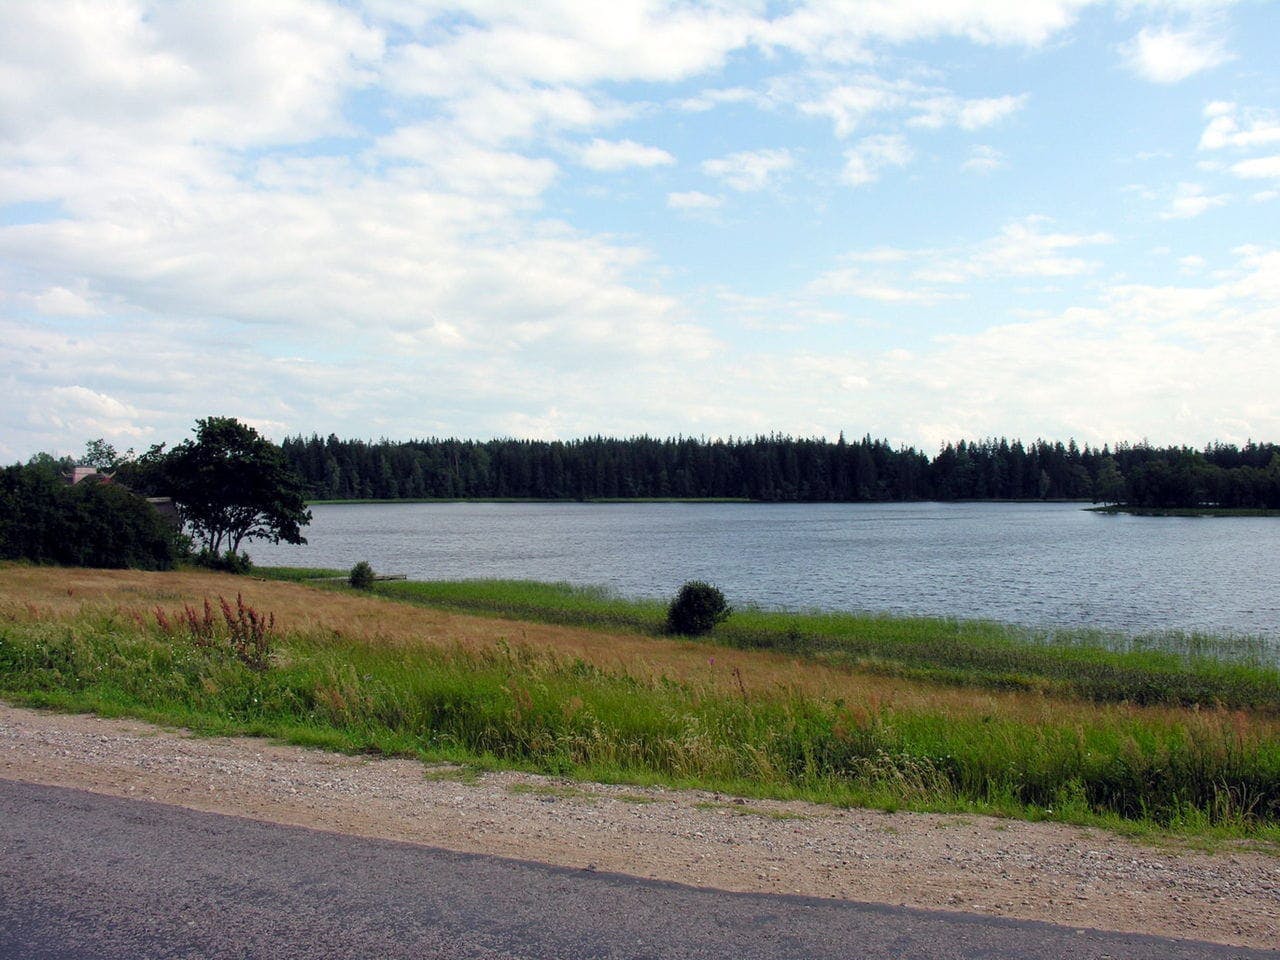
308,577 -> 1280,713
2,602 -> 1279,837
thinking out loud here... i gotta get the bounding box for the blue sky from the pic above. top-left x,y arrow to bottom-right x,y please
2,1 -> 1278,461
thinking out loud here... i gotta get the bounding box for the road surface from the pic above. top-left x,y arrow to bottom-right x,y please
1,779 -> 1273,960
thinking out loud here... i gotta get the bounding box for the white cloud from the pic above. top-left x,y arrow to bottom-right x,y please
701,149 -> 794,192
0,0 -> 384,150
1199,103 -> 1280,151
1160,182 -> 1229,219
666,191 -> 723,210
438,83 -> 626,146
3,1 -> 1277,460
25,285 -> 100,317
811,217 -> 1115,301
1121,25 -> 1230,83
794,77 -> 1026,139
21,385 -> 151,453
380,3 -> 758,102
676,86 -> 761,113
579,138 -> 675,171
965,217 -> 1114,277
796,77 -> 908,137
962,145 -> 1006,174
806,268 -> 963,303
651,244 -> 1280,448
761,0 -> 1093,55
375,125 -> 559,197
842,134 -> 913,187
910,94 -> 1028,130
1230,155 -> 1280,180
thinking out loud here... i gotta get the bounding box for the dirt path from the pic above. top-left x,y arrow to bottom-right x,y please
2,701 -> 1277,950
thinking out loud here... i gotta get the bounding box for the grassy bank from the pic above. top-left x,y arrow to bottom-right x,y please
1090,506 -> 1280,518
269,574 -> 1280,714
3,565 -> 1279,841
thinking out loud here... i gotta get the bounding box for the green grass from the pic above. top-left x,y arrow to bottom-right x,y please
261,575 -> 1280,713
1090,506 -> 1280,518
251,565 -> 347,582
3,605 -> 1279,840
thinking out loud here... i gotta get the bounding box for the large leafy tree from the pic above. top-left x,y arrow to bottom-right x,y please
138,417 -> 311,556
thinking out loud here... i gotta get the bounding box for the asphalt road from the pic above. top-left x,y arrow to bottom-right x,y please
1,779 -> 1274,960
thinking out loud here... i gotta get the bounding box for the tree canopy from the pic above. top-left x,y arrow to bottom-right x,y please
0,459 -> 179,569
277,432 -> 1280,508
130,417 -> 311,556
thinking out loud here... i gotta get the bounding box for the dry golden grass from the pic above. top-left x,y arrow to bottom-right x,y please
3,563 -> 1276,740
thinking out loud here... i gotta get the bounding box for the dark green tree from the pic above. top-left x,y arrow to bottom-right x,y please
0,462 -> 179,569
82,438 -> 131,471
1094,456 -> 1126,505
145,417 -> 311,557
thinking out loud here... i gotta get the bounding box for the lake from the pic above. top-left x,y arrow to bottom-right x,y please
248,501 -> 1280,639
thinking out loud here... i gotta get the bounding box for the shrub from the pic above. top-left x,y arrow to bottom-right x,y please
194,548 -> 253,575
666,580 -> 731,636
0,463 -> 182,570
348,560 -> 376,590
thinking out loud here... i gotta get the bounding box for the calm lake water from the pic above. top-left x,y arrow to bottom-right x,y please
249,501 -> 1280,639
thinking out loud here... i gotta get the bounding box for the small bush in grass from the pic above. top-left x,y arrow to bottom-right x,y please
194,549 -> 253,575
666,580 -> 731,636
348,561 -> 375,590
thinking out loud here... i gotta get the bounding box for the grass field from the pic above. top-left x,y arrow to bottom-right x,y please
309,575 -> 1280,713
2,563 -> 1279,843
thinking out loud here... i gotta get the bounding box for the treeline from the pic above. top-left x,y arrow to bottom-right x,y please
280,434 -> 1280,508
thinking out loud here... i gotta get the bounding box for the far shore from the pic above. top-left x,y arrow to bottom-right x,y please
304,496 -> 1096,506
1089,505 -> 1280,517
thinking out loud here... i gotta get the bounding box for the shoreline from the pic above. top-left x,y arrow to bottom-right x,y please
303,496 -> 1095,506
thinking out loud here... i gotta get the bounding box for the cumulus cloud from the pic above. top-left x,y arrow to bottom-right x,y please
3,0 -> 1275,460
795,77 -> 909,137
760,0 -> 1092,56
909,94 -> 1028,130
964,217 -> 1114,278
666,191 -> 723,210
799,245 -> 1280,447
1230,156 -> 1280,180
842,134 -> 913,187
0,0 -> 384,150
1121,25 -> 1230,83
675,86 -> 761,113
962,145 -> 1006,174
1199,103 -> 1280,151
25,285 -> 100,317
810,216 -> 1115,301
578,138 -> 675,171
1160,182 -> 1230,219
793,76 -> 1026,139
701,149 -> 794,191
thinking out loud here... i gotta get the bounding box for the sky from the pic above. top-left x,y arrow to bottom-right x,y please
2,0 -> 1279,462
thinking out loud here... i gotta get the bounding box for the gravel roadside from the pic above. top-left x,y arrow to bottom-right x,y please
2,701 -> 1277,950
